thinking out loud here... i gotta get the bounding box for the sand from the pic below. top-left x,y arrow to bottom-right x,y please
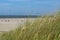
0,18 -> 35,32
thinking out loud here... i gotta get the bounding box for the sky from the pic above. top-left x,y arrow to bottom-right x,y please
0,0 -> 60,15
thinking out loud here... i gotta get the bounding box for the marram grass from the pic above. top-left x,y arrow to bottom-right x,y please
0,13 -> 60,40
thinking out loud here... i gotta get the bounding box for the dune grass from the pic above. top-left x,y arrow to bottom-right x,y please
0,12 -> 60,40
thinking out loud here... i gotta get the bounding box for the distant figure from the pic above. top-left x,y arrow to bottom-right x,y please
1,20 -> 3,22
5,20 -> 7,22
8,20 -> 10,22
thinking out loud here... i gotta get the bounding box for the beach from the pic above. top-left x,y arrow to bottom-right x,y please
0,18 -> 35,32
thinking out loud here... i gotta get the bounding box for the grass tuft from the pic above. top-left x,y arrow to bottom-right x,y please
0,12 -> 60,40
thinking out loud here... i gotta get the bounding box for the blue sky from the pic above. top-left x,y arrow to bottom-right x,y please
0,0 -> 60,15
